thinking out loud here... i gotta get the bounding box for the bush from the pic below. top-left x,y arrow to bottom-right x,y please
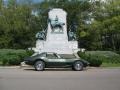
78,51 -> 120,67
115,51 -> 120,55
88,55 -> 102,67
0,49 -> 34,66
1,56 -> 9,65
78,52 -> 102,67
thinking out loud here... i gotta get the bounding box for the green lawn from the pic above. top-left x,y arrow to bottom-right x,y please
101,63 -> 120,67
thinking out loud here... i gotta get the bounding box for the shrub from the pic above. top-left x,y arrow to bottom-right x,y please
0,49 -> 34,66
78,52 -> 102,67
115,51 -> 120,55
1,56 -> 9,65
26,49 -> 34,56
8,55 -> 21,65
87,55 -> 102,67
78,51 -> 120,67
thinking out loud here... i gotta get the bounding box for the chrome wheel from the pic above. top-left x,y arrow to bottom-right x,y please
73,61 -> 83,71
34,61 -> 45,71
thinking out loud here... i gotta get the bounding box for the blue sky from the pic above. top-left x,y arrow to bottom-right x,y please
21,0 -> 43,3
17,0 -> 43,3
4,0 -> 43,4
33,0 -> 43,3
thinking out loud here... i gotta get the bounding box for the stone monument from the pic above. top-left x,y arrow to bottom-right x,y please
33,8 -> 80,54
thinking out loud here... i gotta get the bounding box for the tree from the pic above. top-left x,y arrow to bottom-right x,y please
90,0 -> 120,51
0,1 -> 40,49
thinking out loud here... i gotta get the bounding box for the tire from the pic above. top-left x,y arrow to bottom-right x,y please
73,61 -> 83,71
34,61 -> 45,71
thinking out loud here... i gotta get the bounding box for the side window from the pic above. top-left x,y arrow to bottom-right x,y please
39,53 -> 46,57
47,54 -> 58,59
42,53 -> 46,57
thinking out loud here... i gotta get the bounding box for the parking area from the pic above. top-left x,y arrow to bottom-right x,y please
0,67 -> 120,90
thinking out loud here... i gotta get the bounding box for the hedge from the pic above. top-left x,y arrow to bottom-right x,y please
0,49 -> 34,66
78,51 -> 120,67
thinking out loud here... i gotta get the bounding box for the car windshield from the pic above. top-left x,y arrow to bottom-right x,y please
31,52 -> 46,57
31,53 -> 38,57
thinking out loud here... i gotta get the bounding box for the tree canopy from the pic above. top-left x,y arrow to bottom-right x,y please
0,0 -> 120,51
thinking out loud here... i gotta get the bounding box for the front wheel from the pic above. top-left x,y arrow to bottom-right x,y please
34,61 -> 45,71
73,61 -> 83,71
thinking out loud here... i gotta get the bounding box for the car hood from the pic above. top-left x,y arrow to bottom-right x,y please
24,56 -> 34,61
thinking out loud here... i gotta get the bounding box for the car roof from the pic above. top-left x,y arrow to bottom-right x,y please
46,52 -> 56,54
42,52 -> 56,54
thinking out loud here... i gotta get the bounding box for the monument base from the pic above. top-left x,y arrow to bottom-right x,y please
34,40 -> 79,54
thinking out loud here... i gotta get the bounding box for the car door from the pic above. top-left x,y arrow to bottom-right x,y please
46,53 -> 66,67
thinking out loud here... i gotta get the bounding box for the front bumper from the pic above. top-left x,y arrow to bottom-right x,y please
24,60 -> 34,65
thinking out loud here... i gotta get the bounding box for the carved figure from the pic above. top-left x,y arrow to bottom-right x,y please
49,16 -> 65,33
68,30 -> 76,41
36,30 -> 46,40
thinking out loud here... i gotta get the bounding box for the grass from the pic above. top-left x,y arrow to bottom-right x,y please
101,63 -> 120,67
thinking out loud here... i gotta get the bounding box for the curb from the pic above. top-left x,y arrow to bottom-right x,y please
88,66 -> 120,69
0,66 -> 120,69
0,66 -> 20,69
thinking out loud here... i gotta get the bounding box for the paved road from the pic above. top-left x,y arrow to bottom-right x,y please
0,67 -> 120,90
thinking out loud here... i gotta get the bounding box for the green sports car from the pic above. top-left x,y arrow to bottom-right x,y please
24,52 -> 89,71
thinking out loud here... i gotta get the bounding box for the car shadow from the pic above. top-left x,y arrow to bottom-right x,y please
23,68 -> 88,71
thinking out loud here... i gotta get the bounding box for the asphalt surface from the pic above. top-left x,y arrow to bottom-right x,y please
0,67 -> 120,90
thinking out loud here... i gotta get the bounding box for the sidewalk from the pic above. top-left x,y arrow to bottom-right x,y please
0,62 -> 32,69
0,66 -> 20,69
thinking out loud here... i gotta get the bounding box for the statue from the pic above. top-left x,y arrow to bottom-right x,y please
36,29 -> 46,40
68,30 -> 76,41
49,16 -> 65,33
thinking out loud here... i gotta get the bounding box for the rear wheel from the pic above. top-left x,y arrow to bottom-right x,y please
34,61 -> 45,71
73,61 -> 83,71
